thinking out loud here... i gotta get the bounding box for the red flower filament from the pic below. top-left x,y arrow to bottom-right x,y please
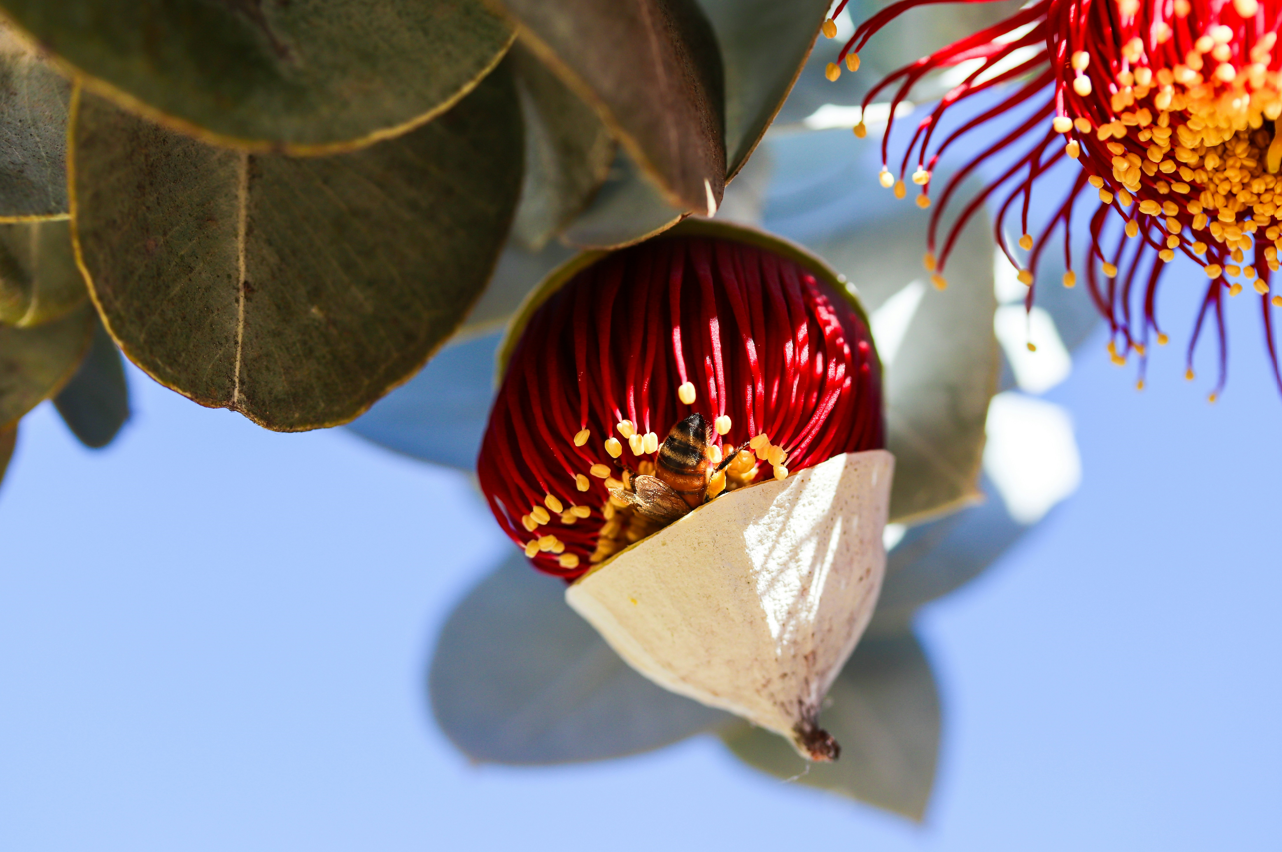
827,0 -> 1282,396
477,232 -> 884,580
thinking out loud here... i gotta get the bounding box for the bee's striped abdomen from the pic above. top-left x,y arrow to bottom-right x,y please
656,413 -> 711,508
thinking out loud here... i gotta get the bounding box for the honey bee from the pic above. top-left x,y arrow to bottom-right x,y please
612,413 -> 741,526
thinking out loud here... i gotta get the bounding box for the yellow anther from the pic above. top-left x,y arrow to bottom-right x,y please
544,493 -> 564,514
1027,342 -> 1038,352
707,443 -> 722,465
1137,379 -> 1145,391
1099,189 -> 1114,204
1111,353 -> 1127,366
773,465 -> 790,481
1074,116 -> 1092,133
931,273 -> 948,290
677,381 -> 697,405
1053,116 -> 1073,133
604,476 -> 623,490
825,62 -> 841,82
912,168 -> 931,185
1126,220 -> 1140,238
767,445 -> 787,466
1158,333 -> 1170,345
707,470 -> 727,499
1063,271 -> 1077,288
521,514 -> 537,533
1235,0 -> 1259,15
1088,175 -> 1105,189
879,168 -> 894,188
1273,295 -> 1282,307
616,419 -> 636,438
853,122 -> 867,139
1229,282 -> 1243,296
1186,368 -> 1196,381
845,53 -> 860,72
916,194 -> 931,208
642,432 -> 659,454
1071,51 -> 1090,71
573,428 -> 590,447
1103,262 -> 1118,277
575,474 -> 590,491
821,18 -> 837,38
571,504 -> 591,519
524,540 -> 540,558
894,180 -> 907,199
749,433 -> 769,451
1227,264 -> 1242,277
1256,280 -> 1271,294
1017,269 -> 1034,286
550,540 -> 565,555
558,553 -> 580,569
1066,140 -> 1081,159
628,433 -> 644,455
714,415 -> 732,435
1209,392 -> 1219,403
531,506 -> 551,525
1117,190 -> 1133,207
1159,249 -> 1175,262
560,511 -> 577,525
604,437 -> 623,458
1018,233 -> 1033,250
1193,241 -> 1208,255
538,535 -> 557,552
1119,0 -> 1139,13
589,463 -> 611,478
1073,76 -> 1093,97
1205,264 -> 1223,278
923,252 -> 936,272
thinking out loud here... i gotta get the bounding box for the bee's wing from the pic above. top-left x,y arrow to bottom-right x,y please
612,475 -> 690,525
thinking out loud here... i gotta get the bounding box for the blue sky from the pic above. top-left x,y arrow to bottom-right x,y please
2,288 -> 1279,851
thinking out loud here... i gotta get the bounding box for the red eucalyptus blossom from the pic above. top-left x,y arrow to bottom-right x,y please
830,0 -> 1282,395
477,225 -> 884,581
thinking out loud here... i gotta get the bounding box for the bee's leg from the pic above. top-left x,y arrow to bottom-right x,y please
711,442 -> 752,477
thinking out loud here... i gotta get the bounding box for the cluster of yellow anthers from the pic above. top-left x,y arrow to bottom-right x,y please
1056,31 -> 1282,300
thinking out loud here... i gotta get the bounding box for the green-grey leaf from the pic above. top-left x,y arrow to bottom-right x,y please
869,475 -> 1027,636
0,0 -> 512,153
347,330 -> 500,470
0,421 -> 14,489
71,68 -> 523,432
461,239 -> 577,338
853,209 -> 997,524
0,219 -> 86,327
491,0 -> 726,214
722,631 -> 940,821
0,24 -> 69,218
430,553 -> 731,764
52,318 -> 128,449
764,130 -> 998,524
561,149 -> 685,249
0,300 -> 93,428
509,44 -> 614,251
696,0 -> 831,177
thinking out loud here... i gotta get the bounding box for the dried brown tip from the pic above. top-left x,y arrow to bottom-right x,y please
793,719 -> 840,762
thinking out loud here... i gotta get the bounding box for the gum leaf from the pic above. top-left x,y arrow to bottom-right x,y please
509,44 -> 614,251
0,24 -> 69,218
0,0 -> 512,153
561,149 -> 685,250
491,0 -> 726,214
52,318 -> 129,449
0,300 -> 93,428
0,421 -> 14,490
721,630 -> 940,822
0,220 -> 87,327
430,552 -> 731,764
696,0 -> 832,177
70,67 -> 522,432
